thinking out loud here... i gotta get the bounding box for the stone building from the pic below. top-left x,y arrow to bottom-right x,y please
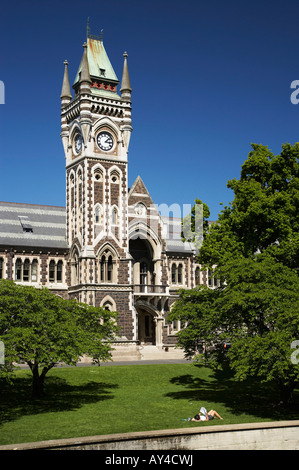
0,32 -> 213,360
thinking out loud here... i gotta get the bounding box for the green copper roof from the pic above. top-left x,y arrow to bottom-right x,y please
73,37 -> 119,87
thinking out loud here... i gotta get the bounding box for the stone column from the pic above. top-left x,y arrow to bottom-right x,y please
155,317 -> 164,348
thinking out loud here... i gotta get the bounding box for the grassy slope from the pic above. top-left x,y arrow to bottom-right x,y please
0,363 -> 298,445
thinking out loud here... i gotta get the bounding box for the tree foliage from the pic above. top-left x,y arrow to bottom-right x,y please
198,143 -> 299,269
170,143 -> 299,404
0,280 -> 119,397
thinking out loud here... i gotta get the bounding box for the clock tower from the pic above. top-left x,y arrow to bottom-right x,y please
60,29 -> 135,342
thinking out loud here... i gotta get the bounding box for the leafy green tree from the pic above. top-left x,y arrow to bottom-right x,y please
181,198 -> 210,246
198,143 -> 299,269
170,143 -> 299,404
0,280 -> 119,397
218,255 -> 299,404
169,255 -> 299,403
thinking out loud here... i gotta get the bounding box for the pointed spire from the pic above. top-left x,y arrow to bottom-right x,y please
60,60 -> 72,100
120,52 -> 132,101
80,42 -> 91,84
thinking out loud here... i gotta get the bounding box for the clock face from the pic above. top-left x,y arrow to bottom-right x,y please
96,131 -> 113,151
74,134 -> 83,154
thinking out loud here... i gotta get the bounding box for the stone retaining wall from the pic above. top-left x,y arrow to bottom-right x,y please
1,421 -> 298,450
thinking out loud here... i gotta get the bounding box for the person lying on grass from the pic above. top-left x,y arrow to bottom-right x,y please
190,407 -> 223,422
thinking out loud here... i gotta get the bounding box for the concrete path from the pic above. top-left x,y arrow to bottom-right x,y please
16,358 -> 191,369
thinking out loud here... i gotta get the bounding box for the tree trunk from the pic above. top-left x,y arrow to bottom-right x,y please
278,382 -> 294,405
27,361 -> 55,398
31,364 -> 45,398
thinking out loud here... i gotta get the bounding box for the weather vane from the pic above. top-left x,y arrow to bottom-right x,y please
87,17 -> 90,38
86,19 -> 104,42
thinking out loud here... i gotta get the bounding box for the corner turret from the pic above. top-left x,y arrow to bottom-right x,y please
60,60 -> 72,157
120,52 -> 133,151
120,52 -> 132,102
60,60 -> 72,105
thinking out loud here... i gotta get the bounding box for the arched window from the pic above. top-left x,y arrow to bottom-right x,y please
95,206 -> 100,223
171,262 -> 184,285
94,204 -> 103,225
100,255 -> 105,282
107,255 -> 113,282
49,260 -> 63,283
110,170 -> 120,184
171,264 -> 177,284
31,259 -> 38,282
69,172 -> 75,187
207,267 -> 220,288
100,296 -> 116,313
49,260 -> 56,282
15,258 -> 22,281
103,301 -> 113,311
93,167 -> 103,182
23,259 -> 30,282
172,320 -> 184,334
57,260 -> 63,282
15,258 -> 39,282
135,202 -> 146,217
77,168 -> 82,182
0,257 -> 3,279
98,249 -> 117,283
71,250 -> 79,285
177,264 -> 183,284
111,207 -> 118,225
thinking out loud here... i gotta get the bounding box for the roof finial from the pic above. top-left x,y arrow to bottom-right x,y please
100,29 -> 104,42
87,17 -> 90,38
60,59 -> 72,100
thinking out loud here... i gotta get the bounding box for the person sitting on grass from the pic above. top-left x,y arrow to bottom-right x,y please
190,406 -> 223,422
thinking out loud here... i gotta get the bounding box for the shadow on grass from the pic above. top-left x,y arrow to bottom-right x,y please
166,367 -> 299,421
0,373 -> 118,426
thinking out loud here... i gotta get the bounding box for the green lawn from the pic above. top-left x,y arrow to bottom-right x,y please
0,363 -> 298,445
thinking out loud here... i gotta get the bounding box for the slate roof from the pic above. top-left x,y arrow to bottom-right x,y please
0,202 -> 68,250
0,202 -> 194,254
161,216 -> 195,254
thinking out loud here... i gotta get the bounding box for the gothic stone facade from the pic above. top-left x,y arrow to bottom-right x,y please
0,34 -> 215,359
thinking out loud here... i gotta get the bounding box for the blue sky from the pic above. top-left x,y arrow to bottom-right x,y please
1,0 -> 299,221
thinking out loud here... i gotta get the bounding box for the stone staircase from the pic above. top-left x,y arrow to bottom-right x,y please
80,344 -> 187,364
138,345 -> 185,361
